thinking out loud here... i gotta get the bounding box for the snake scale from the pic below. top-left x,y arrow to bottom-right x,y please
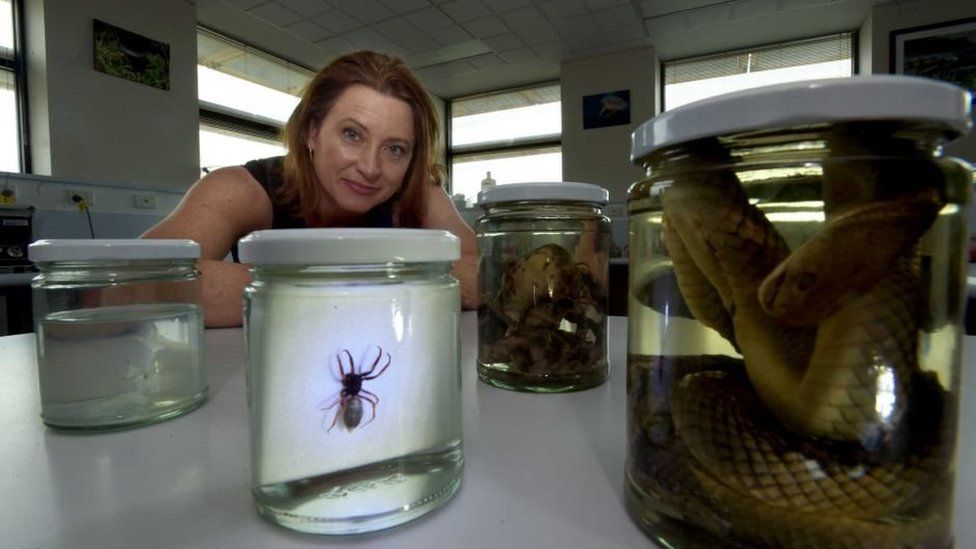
638,160 -> 955,547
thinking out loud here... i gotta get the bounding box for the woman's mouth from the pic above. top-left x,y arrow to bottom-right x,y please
343,179 -> 379,195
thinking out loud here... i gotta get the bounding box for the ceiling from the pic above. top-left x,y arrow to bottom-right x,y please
193,0 -> 900,98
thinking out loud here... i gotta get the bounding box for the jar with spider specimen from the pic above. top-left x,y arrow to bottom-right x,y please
476,182 -> 611,392
625,76 -> 972,548
28,239 -> 207,431
239,228 -> 463,535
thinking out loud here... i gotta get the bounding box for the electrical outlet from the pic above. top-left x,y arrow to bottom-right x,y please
134,194 -> 156,209
65,189 -> 95,207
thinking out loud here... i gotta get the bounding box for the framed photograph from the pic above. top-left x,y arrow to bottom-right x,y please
891,17 -> 976,97
582,90 -> 630,130
93,19 -> 170,90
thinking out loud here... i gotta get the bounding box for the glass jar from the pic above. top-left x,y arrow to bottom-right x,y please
625,76 -> 973,548
238,228 -> 463,535
28,239 -> 206,431
476,182 -> 611,392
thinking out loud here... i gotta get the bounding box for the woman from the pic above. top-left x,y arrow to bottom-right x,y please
143,51 -> 478,327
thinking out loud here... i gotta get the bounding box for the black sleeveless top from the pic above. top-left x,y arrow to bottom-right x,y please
230,156 -> 395,262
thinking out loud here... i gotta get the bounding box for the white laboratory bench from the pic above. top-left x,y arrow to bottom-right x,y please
1,313 -> 973,548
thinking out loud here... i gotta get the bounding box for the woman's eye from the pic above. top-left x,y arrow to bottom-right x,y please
342,128 -> 361,141
386,145 -> 407,159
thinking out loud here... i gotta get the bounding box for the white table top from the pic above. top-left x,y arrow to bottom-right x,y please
1,313 -> 973,548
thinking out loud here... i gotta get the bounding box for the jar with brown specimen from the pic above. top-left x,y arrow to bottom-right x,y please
476,182 -> 611,393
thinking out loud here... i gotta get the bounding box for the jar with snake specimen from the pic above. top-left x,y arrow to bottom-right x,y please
476,182 -> 611,392
238,229 -> 463,535
625,76 -> 972,548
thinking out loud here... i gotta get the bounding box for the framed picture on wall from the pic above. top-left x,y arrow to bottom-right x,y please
890,17 -> 976,98
93,19 -> 171,91
582,90 -> 631,130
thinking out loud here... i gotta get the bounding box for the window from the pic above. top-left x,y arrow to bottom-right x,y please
0,0 -> 22,173
196,28 -> 313,175
448,84 -> 562,205
663,33 -> 854,111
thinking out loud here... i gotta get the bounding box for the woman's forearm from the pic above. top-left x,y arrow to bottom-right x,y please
198,258 -> 251,328
452,254 -> 479,310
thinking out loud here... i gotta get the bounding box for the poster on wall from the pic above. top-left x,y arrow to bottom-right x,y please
891,17 -> 976,100
93,19 -> 170,91
582,90 -> 630,130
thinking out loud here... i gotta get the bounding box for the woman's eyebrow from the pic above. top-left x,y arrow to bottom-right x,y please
338,117 -> 366,131
337,117 -> 413,145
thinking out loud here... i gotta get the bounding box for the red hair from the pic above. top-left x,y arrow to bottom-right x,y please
280,50 -> 442,227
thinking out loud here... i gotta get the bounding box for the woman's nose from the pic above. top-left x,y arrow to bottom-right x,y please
357,147 -> 381,181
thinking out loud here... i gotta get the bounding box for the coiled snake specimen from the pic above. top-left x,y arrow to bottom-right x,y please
637,165 -> 955,547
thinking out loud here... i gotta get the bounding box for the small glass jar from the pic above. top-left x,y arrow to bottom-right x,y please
238,228 -> 463,535
625,76 -> 972,548
476,182 -> 611,392
28,239 -> 206,431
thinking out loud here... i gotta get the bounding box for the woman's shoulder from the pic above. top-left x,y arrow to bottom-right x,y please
242,156 -> 286,187
242,155 -> 285,171
188,165 -> 274,217
142,165 -> 273,251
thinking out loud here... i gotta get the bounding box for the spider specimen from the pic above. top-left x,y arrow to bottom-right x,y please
322,347 -> 392,432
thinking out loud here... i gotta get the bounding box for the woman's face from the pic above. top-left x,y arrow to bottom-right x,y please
306,84 -> 415,221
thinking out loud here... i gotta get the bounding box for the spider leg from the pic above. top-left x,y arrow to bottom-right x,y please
319,394 -> 341,411
361,346 -> 382,376
360,388 -> 379,403
360,390 -> 379,425
327,398 -> 346,432
318,396 -> 338,431
362,349 -> 391,380
338,349 -> 355,377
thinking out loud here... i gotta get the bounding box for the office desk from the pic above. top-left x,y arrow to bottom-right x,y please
1,313 -> 973,548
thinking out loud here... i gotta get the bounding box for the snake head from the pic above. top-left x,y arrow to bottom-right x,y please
759,190 -> 943,326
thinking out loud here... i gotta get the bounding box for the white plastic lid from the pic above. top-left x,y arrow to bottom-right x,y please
477,182 -> 609,206
236,228 -> 460,265
631,75 -> 973,161
28,239 -> 201,262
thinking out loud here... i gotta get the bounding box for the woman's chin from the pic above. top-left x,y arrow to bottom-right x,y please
335,195 -> 385,217
321,184 -> 393,220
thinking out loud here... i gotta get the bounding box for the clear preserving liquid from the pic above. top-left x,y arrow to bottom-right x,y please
36,303 -> 206,430
245,275 -> 462,534
254,441 -> 462,534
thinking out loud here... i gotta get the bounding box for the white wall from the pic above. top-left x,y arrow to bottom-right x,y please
1,171 -> 182,215
25,0 -> 199,191
560,47 -> 657,204
0,170 -> 182,240
858,9 -> 874,74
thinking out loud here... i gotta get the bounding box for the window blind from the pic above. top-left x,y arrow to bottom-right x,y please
452,83 -> 561,118
198,27 -> 313,97
665,33 -> 853,85
199,108 -> 281,142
